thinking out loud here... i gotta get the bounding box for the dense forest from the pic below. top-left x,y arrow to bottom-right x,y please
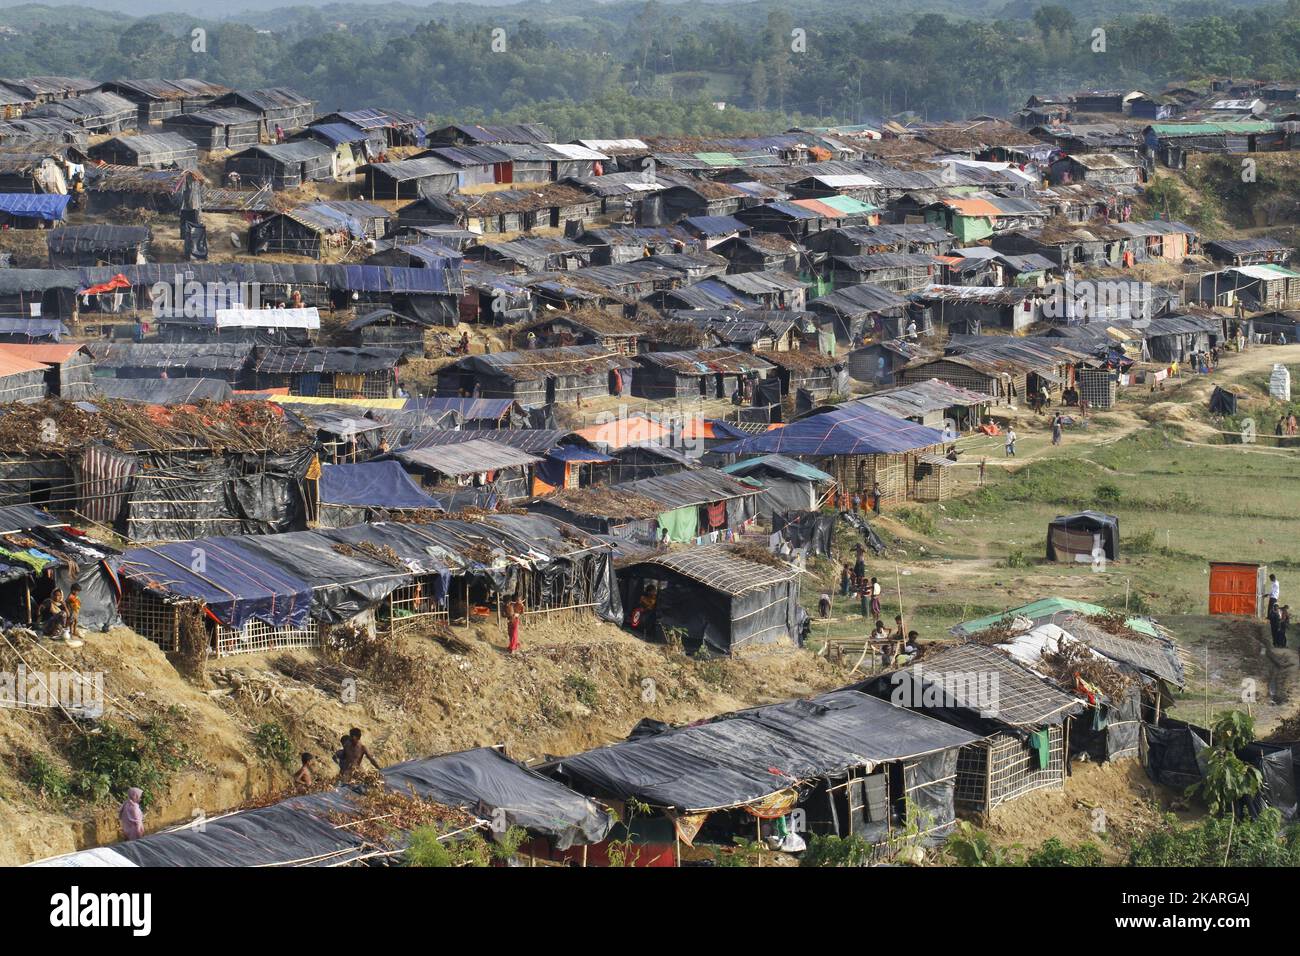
1,0 -> 1300,138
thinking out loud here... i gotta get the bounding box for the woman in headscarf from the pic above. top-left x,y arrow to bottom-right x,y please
119,787 -> 145,841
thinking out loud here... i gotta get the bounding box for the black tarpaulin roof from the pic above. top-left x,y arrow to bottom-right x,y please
384,747 -> 613,849
554,689 -> 977,812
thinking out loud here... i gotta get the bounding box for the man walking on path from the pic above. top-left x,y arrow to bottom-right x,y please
1005,427 -> 1017,457
1051,414 -> 1063,447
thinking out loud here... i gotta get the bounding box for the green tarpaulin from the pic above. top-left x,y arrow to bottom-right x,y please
657,505 -> 698,543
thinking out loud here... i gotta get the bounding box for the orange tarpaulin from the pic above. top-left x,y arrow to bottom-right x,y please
80,273 -> 131,295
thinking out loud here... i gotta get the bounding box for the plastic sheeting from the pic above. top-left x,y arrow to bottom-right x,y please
555,690 -> 977,812
230,531 -> 410,624
118,537 -> 312,629
384,747 -> 613,849
656,505 -> 698,544
318,461 -> 442,510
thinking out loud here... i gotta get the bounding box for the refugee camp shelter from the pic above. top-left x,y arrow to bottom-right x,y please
33,745 -> 612,866
362,157 -> 461,201
155,307 -> 319,347
436,345 -> 634,405
719,454 -> 832,518
549,689 -> 977,859
209,88 -> 315,132
249,346 -> 405,399
0,504 -> 121,634
46,224 -> 150,267
27,91 -> 138,133
867,643 -> 1083,811
1046,511 -> 1119,564
98,78 -> 231,126
160,108 -> 261,151
225,140 -> 335,190
389,440 -> 543,501
250,201 -> 393,259
0,349 -> 52,401
857,378 -> 990,431
807,282 -> 911,343
0,192 -> 69,227
632,347 -> 775,400
617,545 -> 799,654
1208,561 -> 1267,617
86,132 -> 198,169
314,460 -> 442,527
529,466 -> 759,543
1204,236 -> 1291,267
713,403 -> 948,503
94,342 -> 255,383
0,342 -> 93,398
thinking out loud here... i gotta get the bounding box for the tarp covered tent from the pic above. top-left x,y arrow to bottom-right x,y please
952,597 -> 1160,639
0,503 -> 121,631
384,747 -> 613,849
720,454 -> 831,518
1046,510 -> 1119,563
1209,385 -> 1240,416
118,537 -> 313,629
552,689 -> 976,843
31,746 -> 613,867
317,460 -> 442,527
712,403 -> 946,457
91,377 -> 234,404
0,192 -> 70,223
227,530 -> 411,623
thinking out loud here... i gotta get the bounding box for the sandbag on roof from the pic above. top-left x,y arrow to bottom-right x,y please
384,747 -> 613,849
555,689 -> 977,812
118,537 -> 312,629
319,461 -> 442,510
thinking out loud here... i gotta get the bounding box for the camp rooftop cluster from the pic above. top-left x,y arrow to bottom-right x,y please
1,71 -> 1294,868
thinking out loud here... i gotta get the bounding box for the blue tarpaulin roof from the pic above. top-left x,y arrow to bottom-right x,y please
305,121 -> 368,145
403,396 -> 517,422
713,404 -> 947,456
0,193 -> 69,221
682,214 -> 748,236
319,461 -> 443,510
546,444 -> 615,464
119,539 -> 312,629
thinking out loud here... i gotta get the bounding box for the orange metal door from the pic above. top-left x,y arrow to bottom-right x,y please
1209,563 -> 1258,616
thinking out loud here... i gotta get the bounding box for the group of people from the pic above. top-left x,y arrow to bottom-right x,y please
1275,413 -> 1299,439
36,585 -> 81,642
836,482 -> 883,515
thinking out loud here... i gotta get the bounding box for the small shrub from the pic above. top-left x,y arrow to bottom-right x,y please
896,507 -> 936,536
563,674 -> 599,710
943,821 -> 1014,866
253,722 -> 296,769
1126,529 -> 1156,553
67,715 -> 189,805
1093,482 -> 1123,504
1025,837 -> 1104,867
800,833 -> 874,867
1001,549 -> 1031,569
23,753 -> 71,804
